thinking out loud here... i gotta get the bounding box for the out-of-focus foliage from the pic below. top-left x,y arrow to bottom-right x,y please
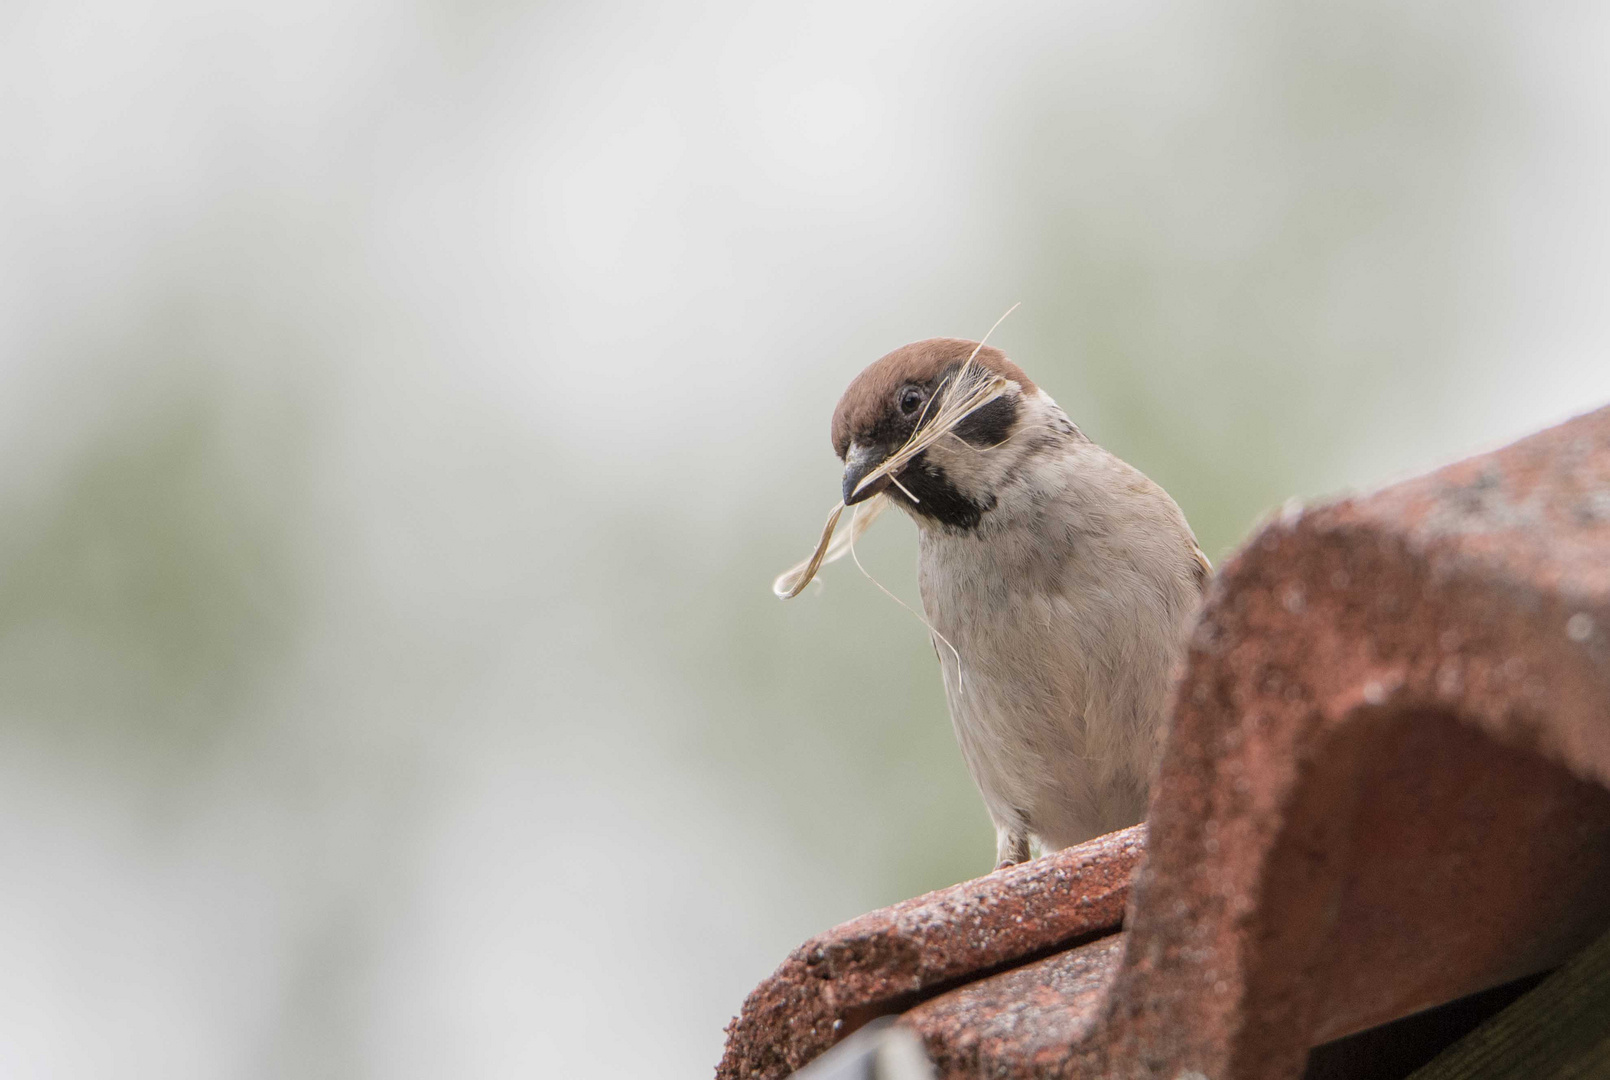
1,2 -> 1608,1077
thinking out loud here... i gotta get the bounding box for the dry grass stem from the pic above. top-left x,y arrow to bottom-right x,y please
772,303 -> 1020,600
846,525 -> 967,698
771,495 -> 888,599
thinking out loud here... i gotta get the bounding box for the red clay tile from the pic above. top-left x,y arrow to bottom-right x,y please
1085,402 -> 1610,1080
715,825 -> 1142,1080
899,934 -> 1125,1079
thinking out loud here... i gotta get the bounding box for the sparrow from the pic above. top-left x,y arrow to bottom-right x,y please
832,339 -> 1209,868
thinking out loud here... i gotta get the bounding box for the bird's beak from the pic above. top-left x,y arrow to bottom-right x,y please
842,443 -> 893,505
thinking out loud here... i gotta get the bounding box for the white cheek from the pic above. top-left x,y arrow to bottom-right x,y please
926,435 -> 1014,501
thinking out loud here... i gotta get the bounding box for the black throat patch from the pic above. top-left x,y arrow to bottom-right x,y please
888,450 -> 996,530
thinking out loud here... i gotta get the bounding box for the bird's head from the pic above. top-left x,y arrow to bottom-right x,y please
831,339 -> 1064,531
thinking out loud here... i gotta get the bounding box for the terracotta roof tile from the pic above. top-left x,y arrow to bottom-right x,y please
717,826 -> 1143,1080
899,934 -> 1124,1078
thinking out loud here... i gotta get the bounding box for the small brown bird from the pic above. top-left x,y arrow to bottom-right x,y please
832,339 -> 1209,868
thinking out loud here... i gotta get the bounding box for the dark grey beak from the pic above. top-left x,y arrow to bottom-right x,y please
842,443 -> 893,505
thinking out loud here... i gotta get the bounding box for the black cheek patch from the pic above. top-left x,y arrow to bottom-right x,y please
888,451 -> 994,530
951,395 -> 1017,448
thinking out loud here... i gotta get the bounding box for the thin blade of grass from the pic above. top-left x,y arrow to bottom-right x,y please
771,494 -> 889,599
773,501 -> 845,599
775,302 -> 1020,598
846,373 -> 1009,501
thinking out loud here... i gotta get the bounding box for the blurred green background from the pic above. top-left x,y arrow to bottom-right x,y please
2,1 -> 1608,1077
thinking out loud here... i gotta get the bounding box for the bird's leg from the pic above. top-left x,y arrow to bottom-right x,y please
994,826 -> 1031,870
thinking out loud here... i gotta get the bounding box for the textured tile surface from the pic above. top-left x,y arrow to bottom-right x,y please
716,826 -> 1141,1080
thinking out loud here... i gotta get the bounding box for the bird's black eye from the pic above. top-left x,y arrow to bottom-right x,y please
899,386 -> 924,415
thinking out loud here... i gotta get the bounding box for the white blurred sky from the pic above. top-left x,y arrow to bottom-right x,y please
1,2 -> 1609,1078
